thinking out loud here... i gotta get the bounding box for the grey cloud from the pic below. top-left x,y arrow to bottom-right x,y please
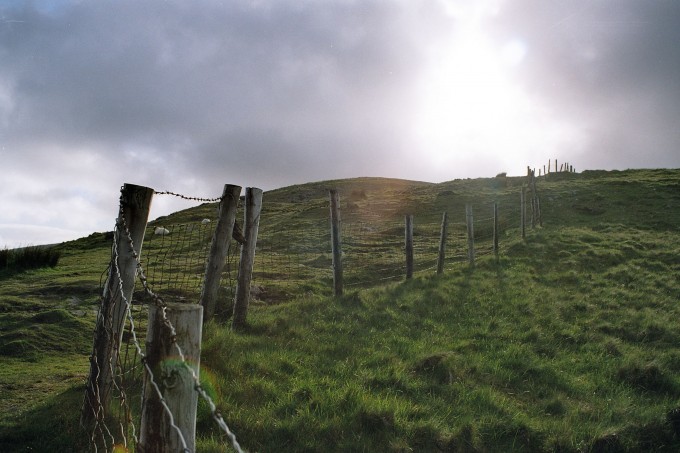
1,1 -> 427,146
1,0 -> 679,246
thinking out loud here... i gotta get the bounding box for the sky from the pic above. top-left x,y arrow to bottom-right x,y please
1,0 -> 679,248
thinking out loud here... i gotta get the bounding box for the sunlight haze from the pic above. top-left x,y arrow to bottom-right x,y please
1,0 -> 679,247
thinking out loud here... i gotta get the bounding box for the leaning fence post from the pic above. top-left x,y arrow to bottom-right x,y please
465,204 -> 475,266
493,202 -> 499,261
232,187 -> 263,330
437,212 -> 448,274
82,183 -> 154,427
329,189 -> 343,296
200,184 -> 241,322
405,215 -> 414,279
139,303 -> 203,453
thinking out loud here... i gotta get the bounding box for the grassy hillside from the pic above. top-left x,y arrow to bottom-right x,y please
1,169 -> 680,451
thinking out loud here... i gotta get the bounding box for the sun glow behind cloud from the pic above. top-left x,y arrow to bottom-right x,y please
413,1 -> 585,176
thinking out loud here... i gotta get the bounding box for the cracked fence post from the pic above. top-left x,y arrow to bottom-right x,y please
232,187 -> 263,330
138,303 -> 203,453
200,184 -> 241,322
82,183 -> 154,427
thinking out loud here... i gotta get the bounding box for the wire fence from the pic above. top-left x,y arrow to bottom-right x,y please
245,198 -> 525,294
83,181 -> 537,452
83,188 -> 244,453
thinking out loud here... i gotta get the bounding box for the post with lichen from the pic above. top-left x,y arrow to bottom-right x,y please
138,303 -> 203,453
405,215 -> 414,279
329,189 -> 343,296
82,183 -> 154,428
200,184 -> 241,322
232,187 -> 263,331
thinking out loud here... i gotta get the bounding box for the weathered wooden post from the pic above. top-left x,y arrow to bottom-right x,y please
200,184 -> 241,322
83,183 -> 154,426
329,189 -> 343,296
493,202 -> 499,261
437,212 -> 448,274
139,303 -> 203,453
232,187 -> 263,331
405,215 -> 414,279
465,204 -> 475,266
520,187 -> 526,239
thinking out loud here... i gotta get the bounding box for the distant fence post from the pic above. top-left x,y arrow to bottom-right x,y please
530,170 -> 537,229
493,202 -> 499,261
437,212 -> 448,274
465,204 -> 475,266
200,184 -> 241,322
232,187 -> 263,331
405,215 -> 414,279
139,303 -> 203,453
82,183 -> 154,427
329,189 -> 343,296
520,187 -> 526,240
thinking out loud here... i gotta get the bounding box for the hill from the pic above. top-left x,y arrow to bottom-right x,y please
1,169 -> 680,451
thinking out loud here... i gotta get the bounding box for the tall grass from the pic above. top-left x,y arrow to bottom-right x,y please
0,246 -> 61,272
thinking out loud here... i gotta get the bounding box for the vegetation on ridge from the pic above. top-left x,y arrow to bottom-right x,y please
1,169 -> 680,451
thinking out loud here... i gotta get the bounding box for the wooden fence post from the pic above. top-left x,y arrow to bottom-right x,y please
83,183 -> 154,426
493,202 -> 499,261
519,186 -> 527,239
437,212 -> 448,274
232,187 -> 263,330
200,184 -> 241,322
530,170 -> 537,229
329,189 -> 343,296
465,204 -> 475,266
405,215 -> 414,279
139,303 -> 203,453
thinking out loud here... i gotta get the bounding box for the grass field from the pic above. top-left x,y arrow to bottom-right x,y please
1,169 -> 680,452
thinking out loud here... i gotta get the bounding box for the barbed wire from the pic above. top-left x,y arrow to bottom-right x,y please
153,190 -> 223,203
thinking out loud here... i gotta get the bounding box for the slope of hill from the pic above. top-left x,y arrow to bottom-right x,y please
1,169 -> 679,452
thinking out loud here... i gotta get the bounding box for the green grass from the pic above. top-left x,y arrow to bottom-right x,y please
1,169 -> 680,451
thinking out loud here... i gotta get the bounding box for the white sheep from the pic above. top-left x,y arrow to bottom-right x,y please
154,227 -> 170,236
201,218 -> 211,224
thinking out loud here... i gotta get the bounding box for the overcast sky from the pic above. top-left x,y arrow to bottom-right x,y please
1,0 -> 679,247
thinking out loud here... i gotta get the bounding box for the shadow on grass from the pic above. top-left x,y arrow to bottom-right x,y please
0,385 -> 89,452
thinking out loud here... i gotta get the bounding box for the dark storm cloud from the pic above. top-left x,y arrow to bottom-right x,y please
0,0 -> 432,166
